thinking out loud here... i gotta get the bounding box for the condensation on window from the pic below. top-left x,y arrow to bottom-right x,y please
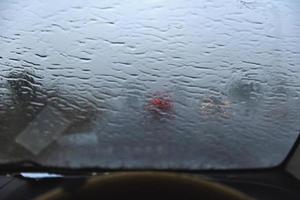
0,0 -> 300,169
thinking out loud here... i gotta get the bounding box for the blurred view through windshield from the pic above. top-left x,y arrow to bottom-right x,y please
0,0 -> 300,169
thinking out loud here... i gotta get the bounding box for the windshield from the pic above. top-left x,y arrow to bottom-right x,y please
0,0 -> 299,170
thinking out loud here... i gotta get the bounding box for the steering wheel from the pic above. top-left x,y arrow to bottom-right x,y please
36,172 -> 252,200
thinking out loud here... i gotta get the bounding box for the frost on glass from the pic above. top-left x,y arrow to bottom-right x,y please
0,0 -> 300,169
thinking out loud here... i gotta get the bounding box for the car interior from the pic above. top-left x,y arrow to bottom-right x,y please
0,0 -> 300,199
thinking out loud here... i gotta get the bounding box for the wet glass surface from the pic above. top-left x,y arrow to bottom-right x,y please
0,0 -> 300,169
